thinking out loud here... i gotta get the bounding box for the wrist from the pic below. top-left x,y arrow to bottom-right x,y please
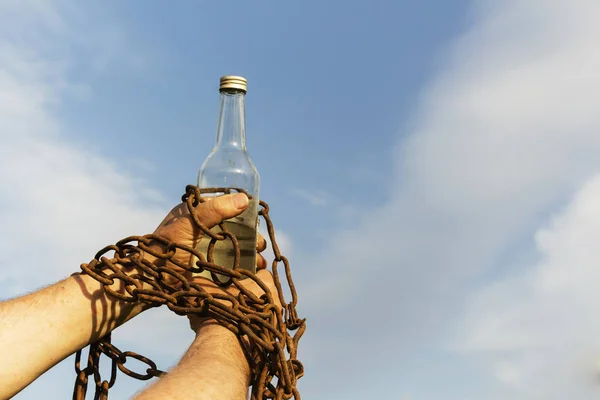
191,322 -> 250,382
73,265 -> 151,337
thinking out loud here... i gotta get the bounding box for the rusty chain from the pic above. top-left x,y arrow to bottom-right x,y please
72,185 -> 305,400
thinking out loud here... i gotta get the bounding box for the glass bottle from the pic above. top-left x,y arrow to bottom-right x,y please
196,76 -> 260,282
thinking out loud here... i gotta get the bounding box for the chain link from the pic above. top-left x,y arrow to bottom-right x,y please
72,185 -> 305,399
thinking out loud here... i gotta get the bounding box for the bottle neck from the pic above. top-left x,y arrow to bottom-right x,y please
215,90 -> 246,149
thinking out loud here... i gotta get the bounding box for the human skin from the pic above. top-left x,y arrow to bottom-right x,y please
0,193 -> 277,400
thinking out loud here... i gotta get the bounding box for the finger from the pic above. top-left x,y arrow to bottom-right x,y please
194,193 -> 249,228
254,269 -> 281,306
256,254 -> 267,270
256,269 -> 274,284
257,234 -> 267,253
234,269 -> 273,295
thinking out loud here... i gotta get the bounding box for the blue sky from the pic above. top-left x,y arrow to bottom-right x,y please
55,0 -> 468,244
3,0 -> 600,399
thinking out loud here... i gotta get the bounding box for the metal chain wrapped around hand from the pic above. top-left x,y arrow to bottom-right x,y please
72,185 -> 306,400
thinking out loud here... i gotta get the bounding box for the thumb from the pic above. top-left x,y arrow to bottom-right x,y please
193,193 -> 249,228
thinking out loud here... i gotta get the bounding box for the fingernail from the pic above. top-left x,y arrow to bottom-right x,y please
233,193 -> 248,209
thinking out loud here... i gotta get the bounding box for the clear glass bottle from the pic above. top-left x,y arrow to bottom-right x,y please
196,76 -> 260,282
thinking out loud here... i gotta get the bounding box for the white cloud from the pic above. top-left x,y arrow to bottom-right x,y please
0,2 -> 178,398
455,173 -> 600,399
290,188 -> 331,207
259,221 -> 293,262
298,0 -> 600,398
0,2 -> 166,296
5,0 -> 600,399
0,4 -> 298,398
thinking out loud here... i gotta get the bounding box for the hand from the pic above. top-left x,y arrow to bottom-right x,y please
187,268 -> 282,333
149,192 -> 267,272
131,194 -> 284,400
148,192 -> 280,329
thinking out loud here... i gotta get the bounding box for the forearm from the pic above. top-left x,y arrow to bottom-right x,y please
0,273 -> 148,398
134,323 -> 250,400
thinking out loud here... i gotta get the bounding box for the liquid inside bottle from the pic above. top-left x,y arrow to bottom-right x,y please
195,198 -> 258,282
195,75 -> 260,282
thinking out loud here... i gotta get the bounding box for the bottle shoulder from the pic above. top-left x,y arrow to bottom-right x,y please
200,148 -> 258,171
198,147 -> 259,193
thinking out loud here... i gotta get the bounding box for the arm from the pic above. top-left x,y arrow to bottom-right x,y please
133,267 -> 277,400
134,322 -> 250,400
0,273 -> 148,399
133,268 -> 278,400
0,193 -> 250,399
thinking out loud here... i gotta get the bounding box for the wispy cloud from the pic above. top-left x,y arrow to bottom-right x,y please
290,188 -> 331,207
454,172 -> 600,399
0,2 -> 174,398
0,1 -> 166,296
299,0 -> 600,398
5,0 -> 600,399
0,4 -> 301,398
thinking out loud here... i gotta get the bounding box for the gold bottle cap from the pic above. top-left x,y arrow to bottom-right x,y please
219,75 -> 247,93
